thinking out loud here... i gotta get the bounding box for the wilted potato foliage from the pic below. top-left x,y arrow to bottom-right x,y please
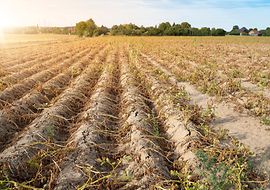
0,35 -> 269,190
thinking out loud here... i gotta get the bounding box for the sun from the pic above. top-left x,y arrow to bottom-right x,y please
0,2 -> 16,42
0,12 -> 11,29
0,2 -> 16,29
0,13 -> 11,29
0,11 -> 8,42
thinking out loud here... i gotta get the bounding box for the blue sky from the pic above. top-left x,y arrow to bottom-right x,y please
0,0 -> 269,30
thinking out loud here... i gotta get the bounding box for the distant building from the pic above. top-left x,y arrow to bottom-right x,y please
239,27 -> 248,36
249,29 -> 260,36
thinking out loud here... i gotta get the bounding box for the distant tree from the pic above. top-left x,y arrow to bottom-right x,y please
211,28 -> 216,36
48,27 -> 62,34
200,27 -> 211,36
164,26 -> 175,36
145,26 -> 160,36
75,19 -> 229,37
172,24 -> 182,35
180,22 -> 191,29
94,25 -> 109,36
215,28 -> 226,36
75,21 -> 88,37
22,26 -> 39,34
211,28 -> 226,36
110,25 -> 119,35
85,18 -> 97,37
265,27 -> 270,36
178,22 -> 192,35
61,28 -> 70,34
110,23 -> 142,36
190,27 -> 200,36
125,23 -> 140,35
139,26 -> 147,35
230,25 -> 240,35
184,28 -> 191,35
75,18 -> 97,37
260,30 -> 266,36
233,25 -> 239,30
158,22 -> 171,35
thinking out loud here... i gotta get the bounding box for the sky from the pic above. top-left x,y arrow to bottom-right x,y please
0,0 -> 269,31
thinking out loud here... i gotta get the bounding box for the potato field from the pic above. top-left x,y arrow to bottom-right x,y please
0,35 -> 269,190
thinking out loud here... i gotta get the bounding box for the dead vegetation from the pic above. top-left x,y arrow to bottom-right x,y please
0,36 -> 269,189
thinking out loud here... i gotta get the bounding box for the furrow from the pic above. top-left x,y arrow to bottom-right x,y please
240,79 -> 270,99
0,47 -> 92,109
55,56 -> 119,190
0,46 -> 106,151
3,45 -> 67,72
149,52 -> 270,120
117,57 -> 171,189
5,51 -> 56,72
0,48 -> 51,68
0,47 -> 80,89
0,40 -> 79,69
5,43 -> 88,73
0,53 -> 104,181
134,56 -> 204,173
141,53 -> 270,174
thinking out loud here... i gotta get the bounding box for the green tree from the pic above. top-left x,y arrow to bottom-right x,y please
110,23 -> 141,36
233,25 -> 239,30
85,18 -> 97,37
75,19 -> 229,37
145,26 -> 160,36
110,25 -> 119,35
190,27 -> 200,36
215,28 -> 226,36
230,25 -> 240,35
211,28 -> 226,36
266,27 -> 270,36
179,22 -> 191,35
94,25 -> 109,36
75,21 -> 88,37
180,22 -> 191,29
172,24 -> 182,36
158,22 -> 172,35
75,18 -> 97,37
139,26 -> 147,35
261,27 -> 270,36
200,27 -> 211,36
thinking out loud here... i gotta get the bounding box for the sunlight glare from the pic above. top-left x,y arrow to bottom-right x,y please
0,1 -> 15,43
0,29 -> 4,43
0,1 -> 16,29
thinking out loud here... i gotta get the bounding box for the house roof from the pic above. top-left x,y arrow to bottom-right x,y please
239,27 -> 248,33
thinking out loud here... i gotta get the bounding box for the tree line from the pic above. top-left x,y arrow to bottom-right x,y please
4,26 -> 75,35
75,19 -> 226,37
75,18 -> 270,37
5,18 -> 270,37
110,22 -> 227,36
229,25 -> 270,36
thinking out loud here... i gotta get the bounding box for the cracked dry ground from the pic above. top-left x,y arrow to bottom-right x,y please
0,36 -> 269,190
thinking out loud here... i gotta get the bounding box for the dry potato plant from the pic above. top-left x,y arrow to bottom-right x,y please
0,35 -> 269,190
